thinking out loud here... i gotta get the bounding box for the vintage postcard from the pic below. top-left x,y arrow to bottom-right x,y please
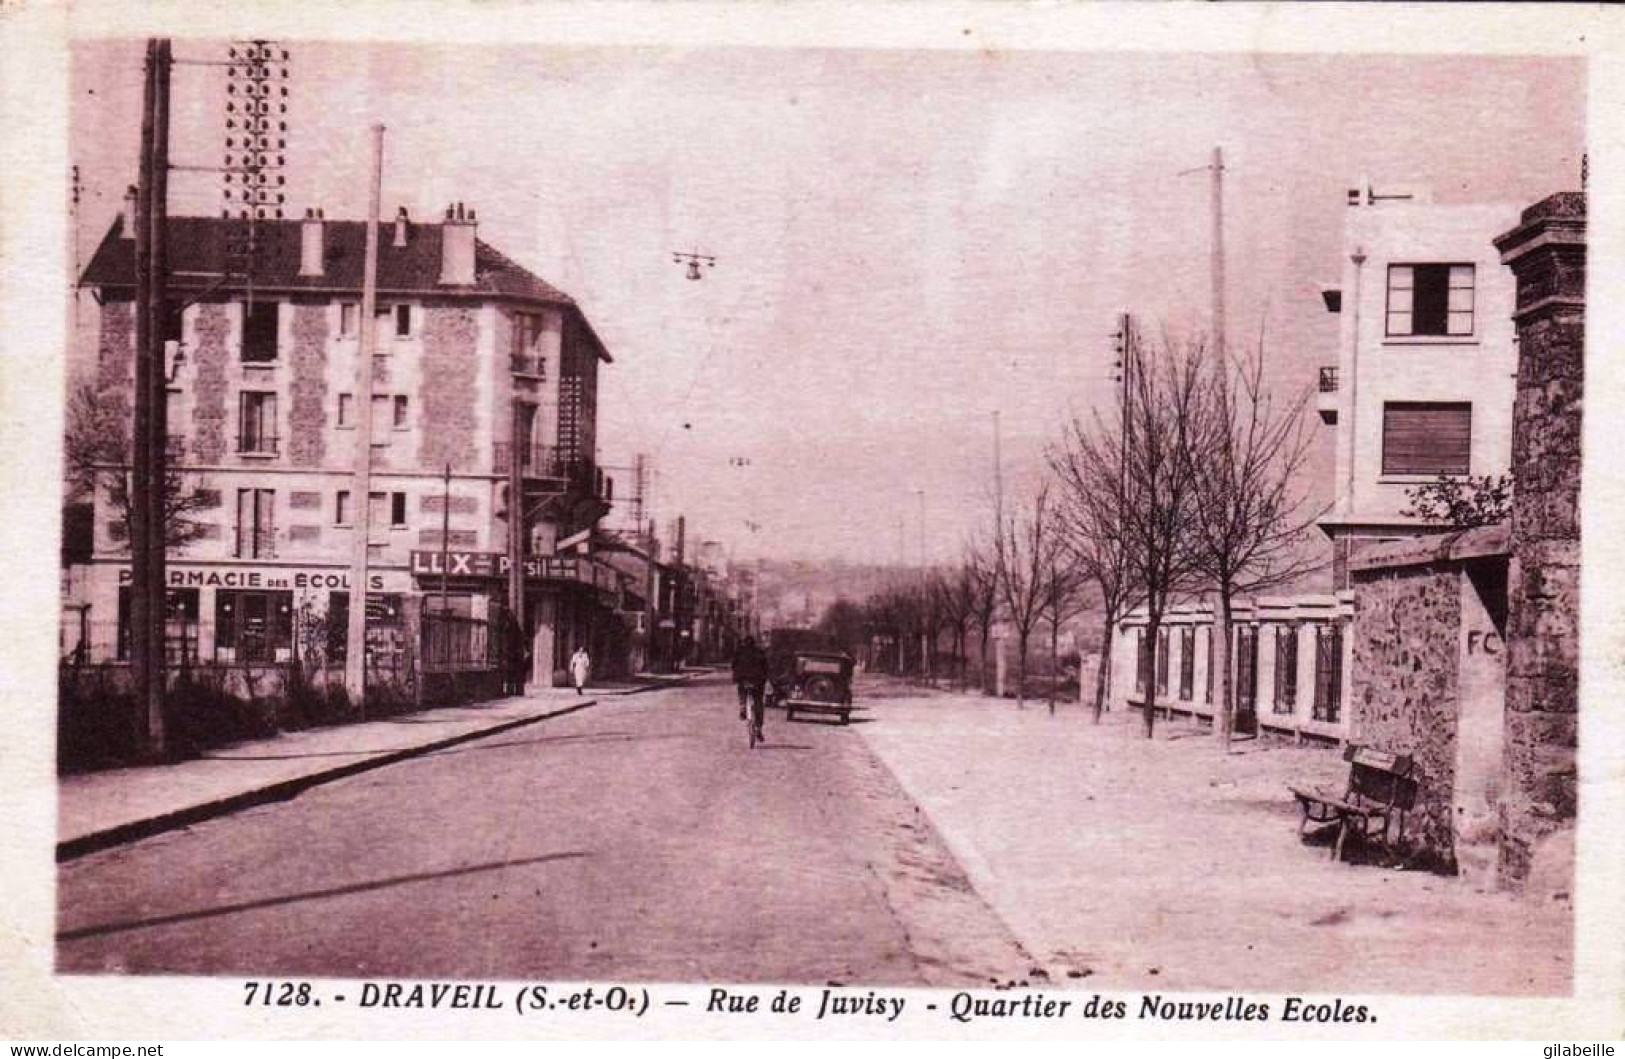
2,0 -> 1622,1043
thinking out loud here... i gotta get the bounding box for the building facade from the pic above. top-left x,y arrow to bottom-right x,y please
1316,184 -> 1522,588
68,202 -> 619,688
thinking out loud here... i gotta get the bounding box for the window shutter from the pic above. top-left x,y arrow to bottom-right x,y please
1382,402 -> 1471,475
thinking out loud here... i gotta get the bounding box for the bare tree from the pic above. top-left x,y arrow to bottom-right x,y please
1050,415 -> 1141,723
1106,333 -> 1207,737
995,482 -> 1060,710
64,382 -> 213,551
933,564 -> 977,689
965,538 -> 999,694
1038,547 -> 1090,714
1187,333 -> 1324,746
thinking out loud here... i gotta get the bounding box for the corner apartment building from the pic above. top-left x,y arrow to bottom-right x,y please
69,200 -> 618,687
1316,183 -> 1522,587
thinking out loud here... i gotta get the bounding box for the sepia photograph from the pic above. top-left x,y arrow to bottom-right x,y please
3,0 -> 1622,1043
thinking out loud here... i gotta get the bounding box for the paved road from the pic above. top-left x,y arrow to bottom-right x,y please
57,676 -> 1028,985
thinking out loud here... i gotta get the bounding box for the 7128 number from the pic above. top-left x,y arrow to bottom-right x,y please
243,981 -> 316,1007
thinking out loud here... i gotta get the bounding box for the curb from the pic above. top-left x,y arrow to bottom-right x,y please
56,698 -> 598,863
603,674 -> 697,696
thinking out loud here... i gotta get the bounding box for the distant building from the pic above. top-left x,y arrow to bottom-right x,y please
1315,182 -> 1522,588
68,200 -> 618,687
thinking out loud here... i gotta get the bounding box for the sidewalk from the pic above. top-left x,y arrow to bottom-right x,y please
854,690 -> 1573,997
57,686 -> 622,861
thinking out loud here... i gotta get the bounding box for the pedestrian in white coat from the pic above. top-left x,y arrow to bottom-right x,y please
569,646 -> 591,695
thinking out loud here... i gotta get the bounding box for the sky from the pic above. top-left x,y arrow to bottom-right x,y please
69,41 -> 1585,565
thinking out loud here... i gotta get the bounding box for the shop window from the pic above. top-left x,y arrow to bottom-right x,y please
213,589 -> 293,664
117,586 -> 200,665
241,299 -> 279,362
327,591 -> 406,665
1134,630 -> 1147,694
1154,628 -> 1170,696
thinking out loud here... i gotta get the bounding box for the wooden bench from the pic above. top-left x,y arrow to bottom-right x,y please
1289,745 -> 1418,863
783,699 -> 855,725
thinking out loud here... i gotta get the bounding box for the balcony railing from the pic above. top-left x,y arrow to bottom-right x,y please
510,353 -> 545,378
237,432 -> 280,456
1318,367 -> 1339,394
491,444 -> 616,503
494,442 -> 577,478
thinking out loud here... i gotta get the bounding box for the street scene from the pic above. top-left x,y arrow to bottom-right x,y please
47,30 -> 1589,1012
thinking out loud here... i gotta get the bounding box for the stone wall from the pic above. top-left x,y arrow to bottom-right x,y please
1494,192 -> 1585,888
191,302 -> 231,463
95,297 -> 135,431
287,303 -> 330,467
1349,562 -> 1462,863
419,306 -> 479,472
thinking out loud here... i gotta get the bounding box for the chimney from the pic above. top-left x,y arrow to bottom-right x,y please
120,185 -> 138,239
393,206 -> 410,249
298,207 -> 325,277
439,201 -> 477,286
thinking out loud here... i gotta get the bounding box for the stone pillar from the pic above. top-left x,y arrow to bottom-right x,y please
1493,192 -> 1586,889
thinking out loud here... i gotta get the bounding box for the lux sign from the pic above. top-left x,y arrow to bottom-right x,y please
411,551 -> 549,581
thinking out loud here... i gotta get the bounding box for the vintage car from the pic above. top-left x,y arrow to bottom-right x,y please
765,629 -> 856,723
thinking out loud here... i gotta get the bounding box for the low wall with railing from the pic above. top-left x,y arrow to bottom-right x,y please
1112,593 -> 1355,743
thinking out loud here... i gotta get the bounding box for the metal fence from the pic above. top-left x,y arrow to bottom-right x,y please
420,611 -> 500,672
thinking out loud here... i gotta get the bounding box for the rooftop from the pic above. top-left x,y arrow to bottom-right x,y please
82,213 -> 574,305
81,213 -> 612,361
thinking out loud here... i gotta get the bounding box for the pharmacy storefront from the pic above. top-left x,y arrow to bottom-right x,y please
73,560 -> 414,665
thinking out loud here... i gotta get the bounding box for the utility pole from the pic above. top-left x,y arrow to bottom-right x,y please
1210,145 -> 1227,360
131,38 -> 172,759
507,402 -> 525,668
343,123 -> 385,704
917,488 -> 928,680
439,462 -> 452,612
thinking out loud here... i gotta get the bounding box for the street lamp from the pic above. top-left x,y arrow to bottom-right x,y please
672,249 -> 716,281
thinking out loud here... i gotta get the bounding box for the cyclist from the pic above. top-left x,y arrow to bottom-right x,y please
732,635 -> 769,741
